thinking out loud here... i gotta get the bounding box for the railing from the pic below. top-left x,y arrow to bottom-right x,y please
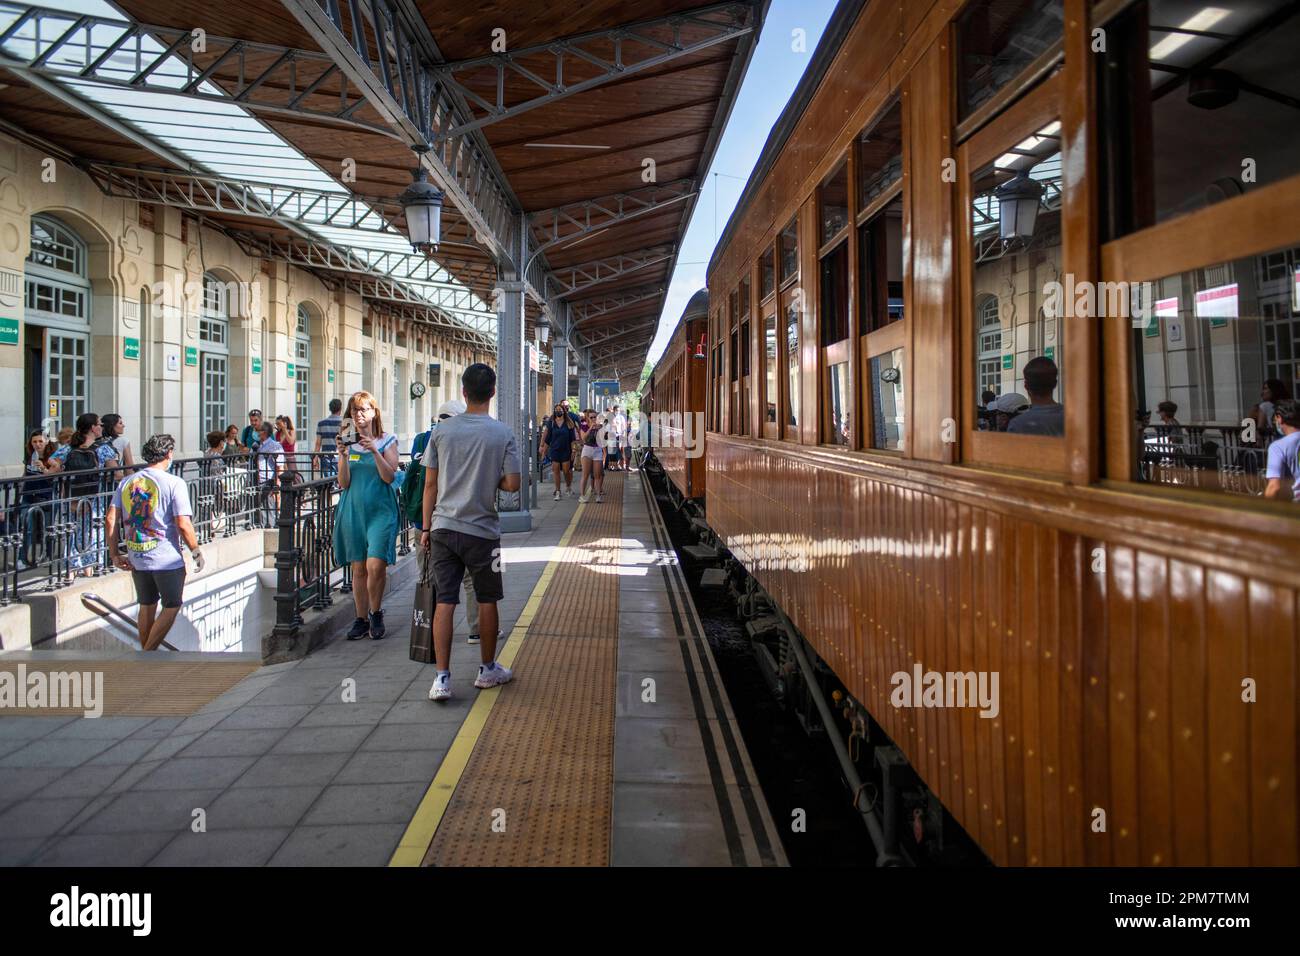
1138,424 -> 1270,496
271,454 -> 416,643
0,449 -> 360,605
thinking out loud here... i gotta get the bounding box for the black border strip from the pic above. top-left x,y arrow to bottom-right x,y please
638,469 -> 778,866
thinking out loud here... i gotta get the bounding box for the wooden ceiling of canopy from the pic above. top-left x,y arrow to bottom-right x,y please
3,0 -> 757,366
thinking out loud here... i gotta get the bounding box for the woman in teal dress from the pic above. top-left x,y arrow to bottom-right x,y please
332,390 -> 401,640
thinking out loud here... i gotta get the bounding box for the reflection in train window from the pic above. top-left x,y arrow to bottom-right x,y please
858,196 -> 903,333
780,217 -> 798,285
821,161 -> 849,246
761,246 -> 775,299
827,361 -> 850,446
1130,244 -> 1300,500
858,98 -> 902,210
958,0 -> 1064,120
764,306 -> 777,425
870,348 -> 905,451
1098,0 -> 1300,240
970,116 -> 1065,437
785,294 -> 800,434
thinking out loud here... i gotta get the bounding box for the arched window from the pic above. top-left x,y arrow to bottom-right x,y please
200,273 -> 231,436
976,294 -> 1002,399
25,215 -> 90,428
295,303 -> 312,430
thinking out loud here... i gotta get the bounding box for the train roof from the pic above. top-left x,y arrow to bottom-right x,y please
706,0 -> 865,277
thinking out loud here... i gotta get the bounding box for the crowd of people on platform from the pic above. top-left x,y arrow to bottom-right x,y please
537,401 -> 630,503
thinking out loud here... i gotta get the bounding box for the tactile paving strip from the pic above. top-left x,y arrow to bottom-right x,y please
422,475 -> 624,866
0,660 -> 259,716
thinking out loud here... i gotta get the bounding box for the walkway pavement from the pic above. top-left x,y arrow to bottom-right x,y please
0,485 -> 569,866
0,464 -> 783,866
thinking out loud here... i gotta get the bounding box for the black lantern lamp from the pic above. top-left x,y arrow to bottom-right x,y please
994,171 -> 1044,242
398,148 -> 444,254
536,315 -> 550,346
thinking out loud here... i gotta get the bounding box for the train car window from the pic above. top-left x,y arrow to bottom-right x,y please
779,217 -> 799,285
827,362 -> 851,447
821,241 -> 850,446
763,303 -> 778,433
957,0 -> 1065,121
1125,245 -> 1300,501
1097,1 -> 1300,242
820,161 -> 849,248
760,246 -> 775,300
740,318 -> 752,436
783,289 -> 801,437
869,348 -> 905,451
820,243 -> 850,346
858,98 -> 902,213
858,197 -> 903,334
968,115 -> 1065,439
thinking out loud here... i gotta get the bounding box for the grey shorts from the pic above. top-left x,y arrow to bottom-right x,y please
132,568 -> 186,608
429,530 -> 503,604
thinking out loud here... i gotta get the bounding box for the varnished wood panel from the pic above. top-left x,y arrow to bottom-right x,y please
707,433 -> 1300,867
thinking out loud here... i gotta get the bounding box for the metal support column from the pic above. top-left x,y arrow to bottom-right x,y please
497,213 -> 531,533
577,348 -> 591,412
552,338 -> 567,407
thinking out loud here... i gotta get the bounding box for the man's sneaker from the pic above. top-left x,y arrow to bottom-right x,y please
579,493 -> 589,503
428,672 -> 452,702
467,632 -> 480,645
474,662 -> 514,689
345,617 -> 369,640
368,610 -> 386,640
596,493 -> 604,504
553,489 -> 561,500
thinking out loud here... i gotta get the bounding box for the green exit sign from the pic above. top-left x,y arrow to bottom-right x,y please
327,368 -> 334,383
184,346 -> 197,366
287,363 -> 295,379
1001,354 -> 1014,370
123,337 -> 140,360
251,357 -> 262,374
0,317 -> 17,346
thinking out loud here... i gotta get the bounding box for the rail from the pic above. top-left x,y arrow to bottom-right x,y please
0,450 -> 346,605
270,454 -> 416,644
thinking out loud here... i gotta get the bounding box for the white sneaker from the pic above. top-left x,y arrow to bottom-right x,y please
553,489 -> 561,500
596,493 -> 604,503
579,493 -> 589,503
428,672 -> 452,702
474,663 -> 513,689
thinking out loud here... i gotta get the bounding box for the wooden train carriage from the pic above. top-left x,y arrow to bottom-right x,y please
705,0 -> 1300,866
649,290 -> 710,500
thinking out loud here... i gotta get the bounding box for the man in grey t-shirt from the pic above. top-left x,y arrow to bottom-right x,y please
420,363 -> 521,702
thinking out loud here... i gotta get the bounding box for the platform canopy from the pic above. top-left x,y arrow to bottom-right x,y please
0,0 -> 763,369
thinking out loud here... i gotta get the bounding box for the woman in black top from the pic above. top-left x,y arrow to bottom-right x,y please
541,405 -> 578,500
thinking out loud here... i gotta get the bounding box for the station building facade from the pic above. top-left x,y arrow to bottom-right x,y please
0,133 -> 489,476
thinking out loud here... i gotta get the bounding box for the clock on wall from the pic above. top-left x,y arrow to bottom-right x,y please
880,366 -> 901,384
410,381 -> 427,399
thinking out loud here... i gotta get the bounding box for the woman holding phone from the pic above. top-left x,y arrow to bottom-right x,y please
332,391 -> 401,640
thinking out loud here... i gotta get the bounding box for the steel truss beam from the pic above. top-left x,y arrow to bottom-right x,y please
368,301 -> 495,350
0,2 -> 396,138
228,231 -> 493,290
551,245 -> 675,298
529,179 -> 696,255
339,275 -> 494,331
570,284 -> 664,322
591,337 -> 653,361
280,0 -> 520,266
434,2 -> 755,141
83,161 -> 405,233
575,319 -> 657,348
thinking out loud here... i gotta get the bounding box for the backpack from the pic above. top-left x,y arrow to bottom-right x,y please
64,446 -> 102,495
400,430 -> 431,527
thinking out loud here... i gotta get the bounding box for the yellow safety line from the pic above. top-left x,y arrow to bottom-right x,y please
388,501 -> 588,867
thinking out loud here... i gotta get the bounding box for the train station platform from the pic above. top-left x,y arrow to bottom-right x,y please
0,464 -> 784,867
